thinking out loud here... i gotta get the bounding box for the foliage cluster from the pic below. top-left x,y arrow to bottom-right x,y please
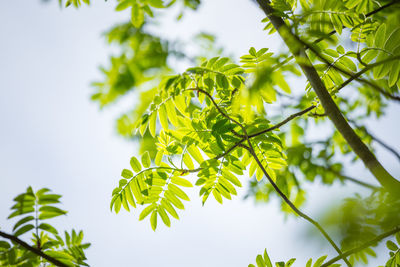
2,0 -> 400,266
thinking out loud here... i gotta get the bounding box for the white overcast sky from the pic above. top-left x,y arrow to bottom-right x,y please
0,1 -> 399,266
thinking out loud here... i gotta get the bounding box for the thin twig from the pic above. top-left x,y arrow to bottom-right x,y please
248,105 -> 316,138
0,230 -> 69,267
349,120 -> 400,163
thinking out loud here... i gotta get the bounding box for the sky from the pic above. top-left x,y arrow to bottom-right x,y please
0,1 -> 399,266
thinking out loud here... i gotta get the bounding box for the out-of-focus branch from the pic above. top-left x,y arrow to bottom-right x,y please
349,120 -> 400,163
321,226 -> 400,267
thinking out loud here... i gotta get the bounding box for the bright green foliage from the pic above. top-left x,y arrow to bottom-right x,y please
317,190 -> 400,265
62,0 -> 90,8
0,187 -> 90,266
248,249 -> 341,267
61,0 -> 201,27
97,0 -> 400,264
91,23 -> 170,108
110,154 -> 194,230
33,0 -> 400,265
109,55 -> 298,229
381,233 -> 400,267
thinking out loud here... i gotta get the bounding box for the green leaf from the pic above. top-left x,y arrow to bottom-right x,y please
212,189 -> 223,204
168,184 -> 190,201
374,24 -> 386,48
161,199 -> 179,219
158,206 -> 171,227
12,215 -> 34,232
216,73 -> 229,89
121,169 -> 133,179
114,195 -> 122,214
130,156 -> 142,172
313,255 -> 327,267
121,190 -> 130,211
387,240 -> 399,251
183,153 -> 194,169
165,100 -> 178,126
150,210 -> 158,231
174,95 -> 188,116
39,206 -> 67,219
187,145 -> 204,164
130,178 -> 144,204
171,177 -> 193,187
164,190 -> 185,209
124,186 -> 137,208
8,207 -> 35,219
149,112 -> 157,137
158,105 -> 169,130
37,194 -> 61,205
139,204 -> 156,220
264,249 -> 273,267
141,151 -> 151,168
221,169 -> 242,187
14,224 -> 34,236
249,47 -> 257,56
131,3 -> 144,28
0,241 -> 10,250
336,45 -> 345,54
148,0 -> 164,8
155,151 -> 163,166
256,254 -> 265,267
38,223 -> 59,235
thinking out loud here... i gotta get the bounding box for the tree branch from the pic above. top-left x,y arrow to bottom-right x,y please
241,143 -> 352,266
248,105 -> 316,138
319,51 -> 400,101
349,120 -> 400,163
0,230 -> 69,267
321,226 -> 400,267
256,0 -> 400,196
269,1 -> 400,73
187,86 -> 352,265
333,170 -> 380,190
296,37 -> 400,101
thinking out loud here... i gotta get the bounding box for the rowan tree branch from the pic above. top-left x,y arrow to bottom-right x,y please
0,230 -> 69,267
241,143 -> 351,266
331,169 -> 380,190
269,1 -> 400,72
321,226 -> 400,267
256,0 -> 400,196
295,37 -> 400,101
188,87 -> 350,266
189,89 -> 378,190
309,45 -> 400,101
248,105 -> 316,138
